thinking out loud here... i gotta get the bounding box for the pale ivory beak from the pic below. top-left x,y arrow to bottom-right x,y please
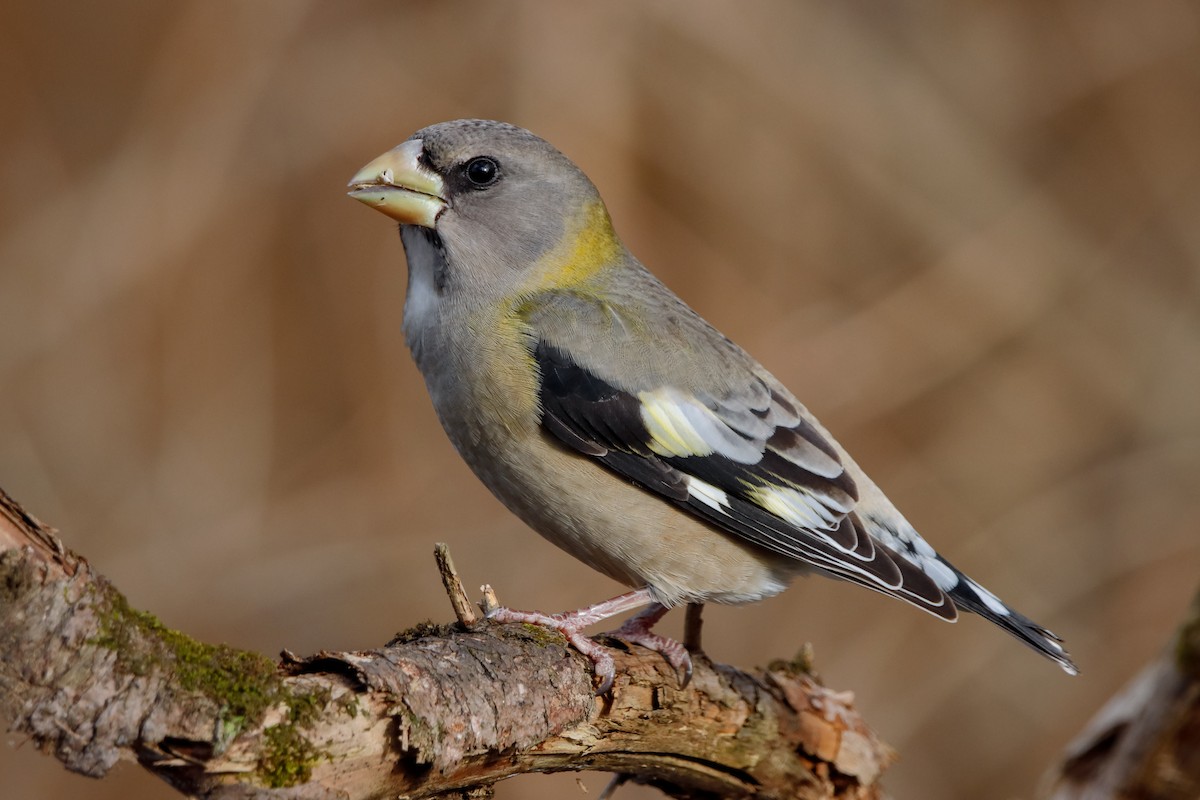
347,139 -> 445,227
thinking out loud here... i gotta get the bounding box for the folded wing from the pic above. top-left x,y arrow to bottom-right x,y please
535,340 -> 956,619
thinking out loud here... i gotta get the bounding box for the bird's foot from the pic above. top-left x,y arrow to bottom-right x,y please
485,588 -> 654,695
608,604 -> 693,688
486,605 -> 619,693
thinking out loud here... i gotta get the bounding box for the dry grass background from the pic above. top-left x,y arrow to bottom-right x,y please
2,2 -> 1199,798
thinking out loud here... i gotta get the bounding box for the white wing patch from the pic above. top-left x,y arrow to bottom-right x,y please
638,387 -> 760,463
686,477 -> 731,513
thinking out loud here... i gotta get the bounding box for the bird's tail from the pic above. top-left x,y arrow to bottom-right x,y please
946,567 -> 1078,676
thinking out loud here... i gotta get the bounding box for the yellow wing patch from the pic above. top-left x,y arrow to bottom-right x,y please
749,484 -> 848,532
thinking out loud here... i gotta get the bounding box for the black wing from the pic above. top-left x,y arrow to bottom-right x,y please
536,341 -> 955,618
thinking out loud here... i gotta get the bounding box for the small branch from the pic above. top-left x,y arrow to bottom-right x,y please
0,487 -> 893,799
434,542 -> 479,626
479,583 -> 500,616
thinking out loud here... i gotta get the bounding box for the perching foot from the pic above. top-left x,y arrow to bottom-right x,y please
610,603 -> 693,688
486,605 -> 620,693
485,588 -> 654,695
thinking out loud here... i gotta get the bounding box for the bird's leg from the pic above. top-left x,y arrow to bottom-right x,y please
608,602 -> 693,688
683,602 -> 704,653
486,588 -> 654,694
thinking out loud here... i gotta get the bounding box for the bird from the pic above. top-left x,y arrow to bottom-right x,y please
347,119 -> 1077,693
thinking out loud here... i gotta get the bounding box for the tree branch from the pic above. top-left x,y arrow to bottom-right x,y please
1047,583 -> 1200,800
0,487 -> 892,799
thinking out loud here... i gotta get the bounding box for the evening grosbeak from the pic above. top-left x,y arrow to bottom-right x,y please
348,119 -> 1076,693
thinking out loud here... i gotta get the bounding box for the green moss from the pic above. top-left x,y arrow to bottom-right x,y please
287,686 -> 329,728
337,692 -> 361,719
90,584 -> 280,728
402,707 -> 432,740
515,622 -> 566,647
388,617 -> 567,649
1175,588 -> 1200,679
1,550 -> 34,602
387,619 -> 455,645
259,718 -> 319,787
257,687 -> 336,787
87,582 -> 335,787
766,642 -> 818,679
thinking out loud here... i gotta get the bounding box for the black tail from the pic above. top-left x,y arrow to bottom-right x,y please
948,570 -> 1078,675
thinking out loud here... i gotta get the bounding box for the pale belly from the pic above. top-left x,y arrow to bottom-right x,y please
438,392 -> 802,606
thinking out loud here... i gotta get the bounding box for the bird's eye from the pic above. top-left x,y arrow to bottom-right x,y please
464,157 -> 499,188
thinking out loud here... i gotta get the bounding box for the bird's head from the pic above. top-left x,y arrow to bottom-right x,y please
349,119 -> 624,297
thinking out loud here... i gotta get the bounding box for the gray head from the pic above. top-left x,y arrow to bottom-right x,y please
349,120 -> 614,294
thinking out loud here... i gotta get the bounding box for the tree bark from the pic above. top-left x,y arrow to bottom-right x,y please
1047,585 -> 1200,800
0,487 -> 892,800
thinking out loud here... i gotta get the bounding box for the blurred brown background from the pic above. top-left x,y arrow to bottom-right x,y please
2,2 -> 1198,798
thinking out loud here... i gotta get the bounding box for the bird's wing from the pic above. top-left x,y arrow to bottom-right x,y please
527,291 -> 955,618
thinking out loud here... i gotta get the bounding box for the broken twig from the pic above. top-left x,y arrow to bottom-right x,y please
434,542 -> 479,626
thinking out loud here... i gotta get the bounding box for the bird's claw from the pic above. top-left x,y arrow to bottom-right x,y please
611,614 -> 694,689
485,593 -> 688,695
486,605 -> 617,695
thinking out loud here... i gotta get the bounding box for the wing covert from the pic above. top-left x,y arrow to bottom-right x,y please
535,340 -> 954,617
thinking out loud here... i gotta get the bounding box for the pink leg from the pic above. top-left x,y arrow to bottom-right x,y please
487,588 -> 654,694
610,603 -> 693,688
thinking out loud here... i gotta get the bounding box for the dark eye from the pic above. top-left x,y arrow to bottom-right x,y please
464,157 -> 499,188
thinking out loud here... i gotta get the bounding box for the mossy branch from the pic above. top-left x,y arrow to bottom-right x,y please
0,487 -> 892,800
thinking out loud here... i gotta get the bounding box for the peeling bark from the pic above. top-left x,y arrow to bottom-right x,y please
0,487 -> 891,799
1047,585 -> 1200,800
